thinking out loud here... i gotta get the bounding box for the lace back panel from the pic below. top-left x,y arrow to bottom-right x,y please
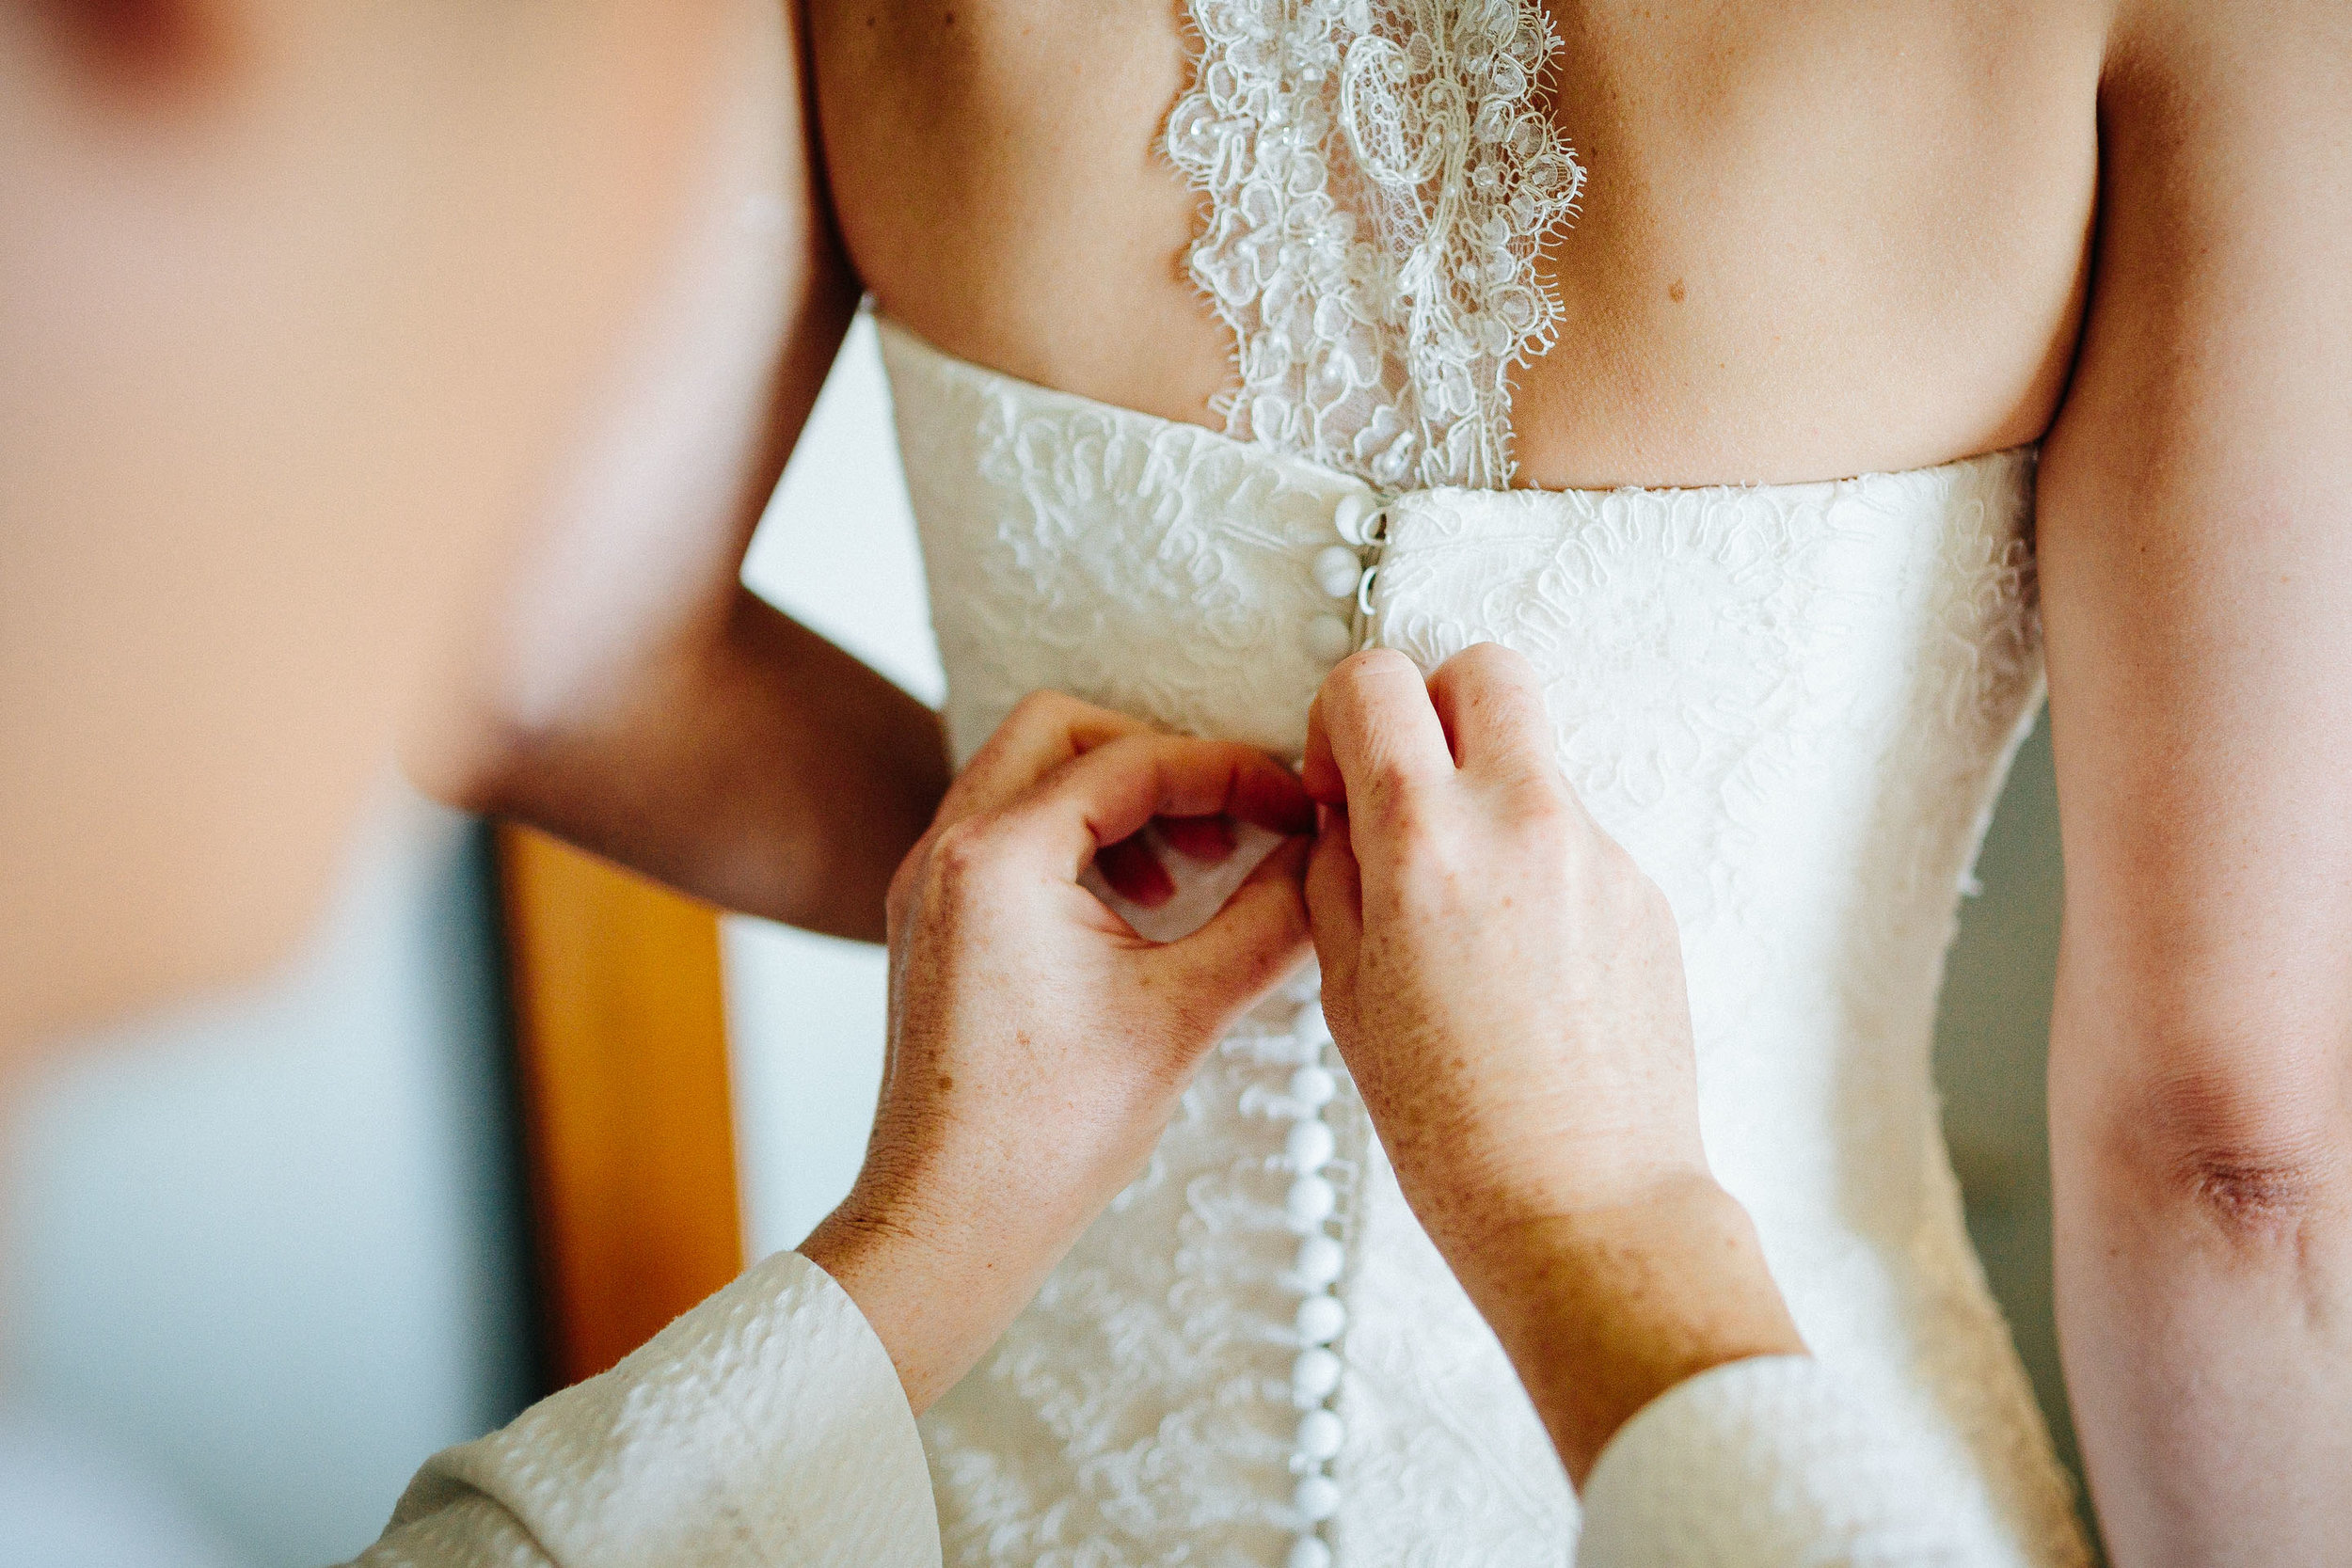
1168,0 -> 1585,490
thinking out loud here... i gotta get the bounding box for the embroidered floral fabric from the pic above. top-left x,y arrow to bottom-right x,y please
878,318 -> 2089,1567
865,2 -> 2083,1560
1168,0 -> 1585,490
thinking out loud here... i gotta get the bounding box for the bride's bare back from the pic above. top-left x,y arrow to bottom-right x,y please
813,0 -> 2101,487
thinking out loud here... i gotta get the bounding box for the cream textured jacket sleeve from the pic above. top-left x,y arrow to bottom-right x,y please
348,1250 -> 940,1568
346,1255 -> 1988,1568
1579,1355 -> 1994,1566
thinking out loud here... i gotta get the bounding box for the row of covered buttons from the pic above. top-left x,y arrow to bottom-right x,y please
1281,1000 -> 1346,1568
1305,493 -> 1387,666
1280,491 -> 1384,1567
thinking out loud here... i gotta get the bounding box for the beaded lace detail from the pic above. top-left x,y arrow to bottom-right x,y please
1168,0 -> 1586,490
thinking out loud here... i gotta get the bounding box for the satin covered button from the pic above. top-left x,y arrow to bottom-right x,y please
1286,1174 -> 1338,1228
1306,613 -> 1355,663
1295,1474 -> 1342,1522
1288,1064 -> 1337,1110
1288,1538 -> 1334,1568
1291,1003 -> 1335,1049
1291,1345 -> 1343,1401
1295,1232 -> 1345,1287
1295,1408 -> 1345,1462
1286,1118 -> 1336,1171
1296,1291 -> 1347,1343
1332,491 -> 1377,545
1312,544 -> 1364,599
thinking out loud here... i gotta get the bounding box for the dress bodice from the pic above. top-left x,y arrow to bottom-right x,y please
879,316 -> 2088,1567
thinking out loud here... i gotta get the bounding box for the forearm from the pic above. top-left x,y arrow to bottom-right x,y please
2029,4 -> 2352,1555
399,0 -> 909,935
462,587 -> 947,941
2052,1005 -> 2352,1567
798,1200 -> 1050,1417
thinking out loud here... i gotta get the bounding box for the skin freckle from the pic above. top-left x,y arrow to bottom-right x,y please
1668,277 -> 1687,303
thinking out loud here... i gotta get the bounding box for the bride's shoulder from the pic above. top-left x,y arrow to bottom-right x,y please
806,0 -> 1228,430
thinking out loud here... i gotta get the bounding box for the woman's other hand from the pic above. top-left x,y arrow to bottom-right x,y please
800,691 -> 1313,1412
1302,644 -> 1804,1481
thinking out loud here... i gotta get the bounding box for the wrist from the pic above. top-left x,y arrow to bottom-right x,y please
1448,1174 -> 1805,1485
798,1184 -> 1055,1416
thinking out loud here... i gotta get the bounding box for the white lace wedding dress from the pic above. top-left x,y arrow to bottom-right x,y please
875,3 -> 2090,1563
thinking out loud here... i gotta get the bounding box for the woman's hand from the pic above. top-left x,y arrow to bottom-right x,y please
800,691 -> 1314,1412
1302,644 -> 1804,1481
